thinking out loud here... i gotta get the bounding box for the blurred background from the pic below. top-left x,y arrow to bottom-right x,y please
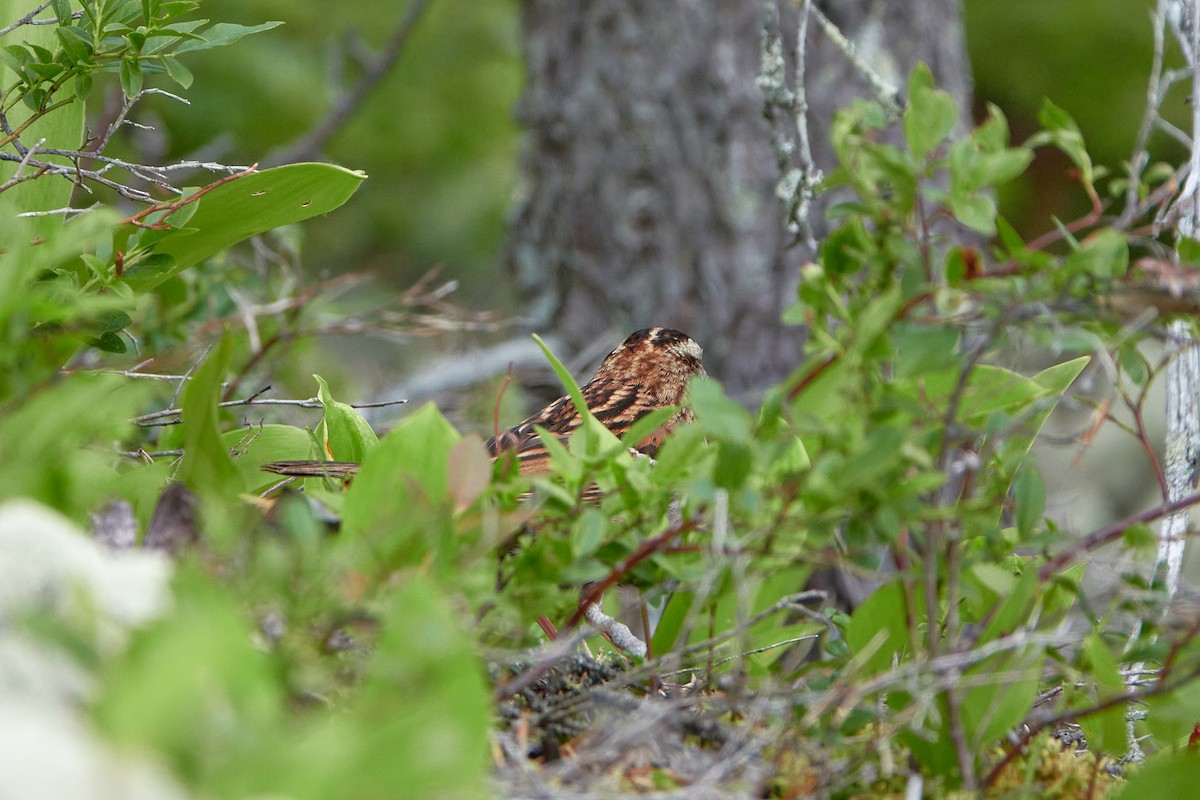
131,0 -> 1186,375
132,0 -> 1185,313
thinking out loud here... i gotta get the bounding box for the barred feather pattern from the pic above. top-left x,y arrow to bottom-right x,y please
263,327 -> 705,482
485,327 -> 704,475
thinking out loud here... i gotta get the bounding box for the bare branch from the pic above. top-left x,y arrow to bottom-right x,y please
133,394 -> 408,427
0,1 -> 52,38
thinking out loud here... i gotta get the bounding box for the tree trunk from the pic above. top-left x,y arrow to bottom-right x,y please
506,0 -> 973,393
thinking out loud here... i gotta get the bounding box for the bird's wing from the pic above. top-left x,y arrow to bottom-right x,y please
486,378 -> 670,475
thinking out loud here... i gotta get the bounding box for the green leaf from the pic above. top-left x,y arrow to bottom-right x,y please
340,404 -> 460,565
570,508 -> 606,558
849,288 -> 903,359
74,72 -> 92,101
1028,99 -> 1095,188
55,26 -> 93,62
98,310 -> 133,331
973,103 -> 1010,152
713,440 -> 753,490
1122,522 -> 1156,554
619,404 -> 679,450
532,333 -> 588,424
1013,465 -> 1045,536
819,218 -> 870,277
162,54 -> 193,88
89,330 -> 127,352
345,575 -> 491,800
1115,752 -> 1200,800
28,43 -> 54,63
176,333 -> 243,497
973,564 -> 1037,644
119,252 -> 176,288
977,148 -> 1033,186
532,332 -> 620,459
122,163 -> 366,287
1065,229 -> 1129,280
172,21 -> 283,54
690,377 -> 753,442
220,423 -> 314,490
961,649 -> 1043,749
0,8 -> 85,241
119,57 -> 143,97
51,0 -> 72,24
845,580 -> 910,675
904,62 -> 958,160
0,373 -> 149,517
948,192 -> 997,235
313,374 -> 378,463
94,569 -> 281,760
1177,236 -> 1200,264
1141,680 -> 1200,749
894,324 -> 961,379
532,423 -> 581,480
1077,632 -> 1128,755
922,364 -> 1043,426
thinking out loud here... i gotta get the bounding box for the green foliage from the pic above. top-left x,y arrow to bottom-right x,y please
3,6 -> 1198,792
313,373 -> 378,462
115,163 -> 367,289
154,0 -> 521,294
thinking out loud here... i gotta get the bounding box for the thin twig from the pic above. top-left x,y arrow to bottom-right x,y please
808,4 -> 902,117
1037,488 -> 1200,580
1120,4 -> 1169,226
122,164 -> 258,229
133,395 -> 408,426
566,516 -> 704,630
169,344 -> 211,409
0,1 -> 52,38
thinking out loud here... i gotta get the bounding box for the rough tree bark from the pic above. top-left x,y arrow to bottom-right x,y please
505,0 -> 973,393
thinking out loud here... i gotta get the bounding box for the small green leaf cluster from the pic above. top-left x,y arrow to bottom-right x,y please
1,0 -> 280,109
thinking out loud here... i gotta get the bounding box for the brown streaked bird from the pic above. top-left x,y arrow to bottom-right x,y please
262,327 -> 706,482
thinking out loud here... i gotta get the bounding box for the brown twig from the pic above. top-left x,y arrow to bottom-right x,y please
122,164 -> 258,229
1023,186 -> 1104,254
0,97 -> 75,149
788,292 -> 934,403
565,515 -> 703,630
1037,489 -> 1200,580
1119,373 -> 1170,500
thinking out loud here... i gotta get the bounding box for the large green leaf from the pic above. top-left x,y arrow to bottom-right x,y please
177,333 -> 242,497
119,163 -> 366,288
339,404 -> 460,567
1115,752 -> 1200,800
845,579 -> 911,675
220,423 -> 314,491
313,374 -> 378,463
0,0 -> 86,241
339,576 -> 491,800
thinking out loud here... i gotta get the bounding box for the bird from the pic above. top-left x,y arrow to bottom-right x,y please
262,326 -> 706,482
